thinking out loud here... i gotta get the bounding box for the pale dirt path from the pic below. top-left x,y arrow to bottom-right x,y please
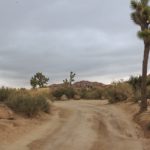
1,100 -> 147,150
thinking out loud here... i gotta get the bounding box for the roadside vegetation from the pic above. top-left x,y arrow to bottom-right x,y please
106,82 -> 133,103
6,93 -> 50,117
130,0 -> 150,112
1,71 -> 150,119
51,76 -> 133,102
0,87 -> 50,118
50,74 -> 150,105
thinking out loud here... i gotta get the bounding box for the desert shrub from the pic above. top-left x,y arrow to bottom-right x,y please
128,76 -> 150,102
106,82 -> 133,103
107,88 -> 127,103
85,90 -> 102,99
0,87 -> 15,102
6,93 -> 50,117
128,75 -> 142,92
79,88 -> 87,99
51,88 -> 64,99
78,88 -> 103,100
131,89 -> 141,102
51,87 -> 76,100
146,86 -> 150,99
33,95 -> 50,113
30,88 -> 51,99
63,87 -> 76,99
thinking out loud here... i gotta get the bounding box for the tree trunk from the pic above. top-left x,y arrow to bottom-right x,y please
140,43 -> 150,112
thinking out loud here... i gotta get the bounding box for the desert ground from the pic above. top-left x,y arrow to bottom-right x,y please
0,100 -> 150,150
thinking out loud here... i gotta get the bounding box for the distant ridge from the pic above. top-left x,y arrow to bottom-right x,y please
50,80 -> 106,88
73,80 -> 105,88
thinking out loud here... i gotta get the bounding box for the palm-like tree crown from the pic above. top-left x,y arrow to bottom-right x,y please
131,0 -> 150,42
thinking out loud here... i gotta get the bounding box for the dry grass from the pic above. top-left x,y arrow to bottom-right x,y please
29,88 -> 51,97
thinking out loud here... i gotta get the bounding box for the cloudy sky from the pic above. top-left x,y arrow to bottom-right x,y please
0,0 -> 146,88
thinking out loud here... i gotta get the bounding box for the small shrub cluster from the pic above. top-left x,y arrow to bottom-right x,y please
30,88 -> 51,99
107,88 -> 127,103
146,86 -> 150,99
106,82 -> 133,103
0,87 -> 15,102
52,87 -> 76,100
52,87 -> 104,100
127,75 -> 150,102
6,93 -> 50,117
78,88 -> 103,100
130,89 -> 141,103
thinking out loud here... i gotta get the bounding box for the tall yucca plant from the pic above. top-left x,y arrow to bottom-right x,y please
131,0 -> 150,112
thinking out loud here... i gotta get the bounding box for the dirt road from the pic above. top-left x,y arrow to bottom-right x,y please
1,100 -> 148,150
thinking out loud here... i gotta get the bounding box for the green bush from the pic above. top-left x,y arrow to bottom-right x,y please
0,87 -> 15,102
64,87 -> 76,99
128,75 -> 142,92
52,87 -> 76,100
6,93 -> 50,117
51,88 -> 64,99
78,88 -> 103,100
79,88 -> 87,99
106,82 -> 133,103
133,89 -> 141,102
107,88 -> 127,103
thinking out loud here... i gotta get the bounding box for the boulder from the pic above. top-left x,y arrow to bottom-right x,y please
61,95 -> 68,101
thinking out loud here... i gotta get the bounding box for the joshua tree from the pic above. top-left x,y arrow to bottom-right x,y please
63,79 -> 69,87
63,72 -> 76,87
69,71 -> 76,86
30,72 -> 49,88
30,76 -> 37,89
131,0 -> 150,111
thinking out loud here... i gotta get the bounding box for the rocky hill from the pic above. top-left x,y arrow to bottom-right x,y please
50,80 -> 106,89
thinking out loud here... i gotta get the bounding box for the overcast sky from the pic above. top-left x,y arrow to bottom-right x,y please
0,0 -> 146,88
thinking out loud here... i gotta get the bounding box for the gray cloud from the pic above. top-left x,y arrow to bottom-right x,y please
0,0 -> 146,87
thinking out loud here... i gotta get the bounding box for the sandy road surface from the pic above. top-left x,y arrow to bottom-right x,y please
1,100 -> 147,150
